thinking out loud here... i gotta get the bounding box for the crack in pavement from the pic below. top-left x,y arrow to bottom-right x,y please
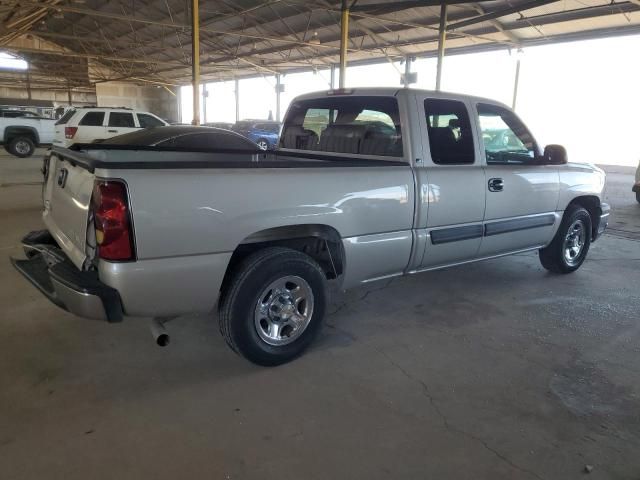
375,347 -> 547,480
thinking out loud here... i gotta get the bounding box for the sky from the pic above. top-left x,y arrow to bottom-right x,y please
181,34 -> 640,167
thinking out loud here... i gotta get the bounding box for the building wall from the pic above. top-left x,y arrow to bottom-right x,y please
0,83 -> 96,107
95,82 -> 179,123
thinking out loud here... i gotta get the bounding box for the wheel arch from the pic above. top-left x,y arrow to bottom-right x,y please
5,126 -> 39,144
566,195 -> 601,239
221,224 -> 345,293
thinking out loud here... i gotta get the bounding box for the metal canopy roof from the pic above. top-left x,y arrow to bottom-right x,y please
1,0 -> 639,90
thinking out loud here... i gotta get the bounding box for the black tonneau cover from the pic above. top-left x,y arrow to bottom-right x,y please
52,145 -> 406,172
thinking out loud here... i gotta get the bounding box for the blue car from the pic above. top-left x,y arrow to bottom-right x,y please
232,120 -> 281,150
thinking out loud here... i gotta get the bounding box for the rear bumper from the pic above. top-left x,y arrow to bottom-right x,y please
11,230 -> 123,322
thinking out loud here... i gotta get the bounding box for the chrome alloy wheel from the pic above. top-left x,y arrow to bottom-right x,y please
14,140 -> 31,155
563,219 -> 586,266
254,276 -> 314,346
256,140 -> 269,150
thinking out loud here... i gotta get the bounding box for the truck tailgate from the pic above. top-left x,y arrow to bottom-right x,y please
43,151 -> 95,269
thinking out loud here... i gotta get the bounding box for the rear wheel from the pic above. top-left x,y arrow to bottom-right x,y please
256,138 -> 269,150
219,247 -> 327,366
636,191 -> 640,204
8,136 -> 35,158
539,205 -> 592,274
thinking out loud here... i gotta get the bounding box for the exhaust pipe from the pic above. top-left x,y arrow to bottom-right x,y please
150,318 -> 170,347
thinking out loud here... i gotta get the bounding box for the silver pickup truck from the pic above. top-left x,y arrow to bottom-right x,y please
12,88 -> 609,365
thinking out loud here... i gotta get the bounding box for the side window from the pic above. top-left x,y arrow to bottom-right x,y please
79,111 -> 105,126
281,96 -> 403,157
108,112 -> 135,128
477,103 -> 539,165
424,99 -> 475,165
137,113 -> 164,128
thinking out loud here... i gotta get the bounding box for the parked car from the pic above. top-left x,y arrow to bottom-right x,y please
0,110 -> 55,157
12,88 -> 609,366
53,107 -> 168,148
232,120 -> 281,150
634,159 -> 640,204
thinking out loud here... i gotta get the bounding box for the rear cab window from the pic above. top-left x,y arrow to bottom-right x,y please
424,99 -> 475,165
280,95 -> 403,158
55,109 -> 76,125
79,111 -> 105,126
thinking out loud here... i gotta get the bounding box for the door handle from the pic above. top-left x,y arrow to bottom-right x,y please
108,129 -> 119,133
488,178 -> 504,192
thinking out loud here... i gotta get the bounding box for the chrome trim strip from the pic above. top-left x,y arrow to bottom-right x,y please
408,245 -> 546,275
484,213 -> 556,237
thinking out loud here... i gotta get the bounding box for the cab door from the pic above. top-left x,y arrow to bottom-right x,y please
414,95 -> 486,270
475,103 -> 560,256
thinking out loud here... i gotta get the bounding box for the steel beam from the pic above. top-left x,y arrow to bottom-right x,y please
339,0 -> 350,89
435,3 -> 447,92
192,0 -> 200,125
5,46 -> 184,67
7,1 -> 339,51
447,0 -> 560,31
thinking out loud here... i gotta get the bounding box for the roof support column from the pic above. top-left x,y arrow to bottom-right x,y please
435,3 -> 448,92
339,0 -> 350,89
275,74 -> 282,122
235,78 -> 240,122
202,83 -> 207,123
191,0 -> 200,125
403,55 -> 412,88
512,50 -> 522,110
330,64 -> 336,89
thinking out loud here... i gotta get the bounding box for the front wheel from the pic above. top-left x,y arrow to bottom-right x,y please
256,138 -> 269,151
636,191 -> 640,204
539,205 -> 592,274
8,136 -> 35,158
219,247 -> 327,366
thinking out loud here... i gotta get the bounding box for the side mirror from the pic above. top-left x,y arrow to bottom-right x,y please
543,144 -> 568,165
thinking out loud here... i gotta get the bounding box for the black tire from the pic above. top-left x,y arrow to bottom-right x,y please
636,191 -> 640,204
539,205 -> 592,274
8,136 -> 35,158
219,247 -> 327,366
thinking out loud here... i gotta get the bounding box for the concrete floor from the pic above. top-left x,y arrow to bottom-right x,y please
1,152 -> 639,480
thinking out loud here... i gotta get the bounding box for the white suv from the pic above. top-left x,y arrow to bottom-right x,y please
53,107 -> 168,148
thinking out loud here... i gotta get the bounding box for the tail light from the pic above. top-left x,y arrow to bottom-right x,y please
65,126 -> 78,139
91,180 -> 135,261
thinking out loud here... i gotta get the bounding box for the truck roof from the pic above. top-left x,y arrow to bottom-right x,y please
291,87 -> 508,109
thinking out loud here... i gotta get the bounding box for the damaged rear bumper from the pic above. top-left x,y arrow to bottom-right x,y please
10,230 -> 124,322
